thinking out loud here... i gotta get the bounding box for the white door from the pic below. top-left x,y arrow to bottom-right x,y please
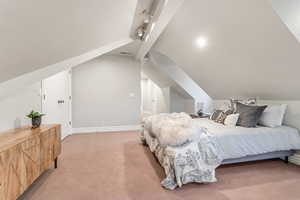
42,70 -> 72,139
151,85 -> 158,114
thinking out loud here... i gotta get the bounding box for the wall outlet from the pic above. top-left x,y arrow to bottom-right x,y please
129,93 -> 135,98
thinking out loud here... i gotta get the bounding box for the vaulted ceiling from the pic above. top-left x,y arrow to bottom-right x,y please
0,0 -> 137,83
154,0 -> 300,100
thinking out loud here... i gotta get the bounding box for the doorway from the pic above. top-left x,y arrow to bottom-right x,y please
42,69 -> 72,139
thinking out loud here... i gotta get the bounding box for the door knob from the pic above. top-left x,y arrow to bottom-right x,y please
58,100 -> 65,104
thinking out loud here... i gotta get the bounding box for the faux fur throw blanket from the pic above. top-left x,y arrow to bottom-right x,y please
143,113 -> 206,147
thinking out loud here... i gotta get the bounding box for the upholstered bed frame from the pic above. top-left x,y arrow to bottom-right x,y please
222,150 -> 294,165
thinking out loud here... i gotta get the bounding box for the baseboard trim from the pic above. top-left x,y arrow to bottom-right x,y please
72,125 -> 141,134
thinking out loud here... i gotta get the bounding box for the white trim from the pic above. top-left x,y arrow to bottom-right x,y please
72,125 -> 142,134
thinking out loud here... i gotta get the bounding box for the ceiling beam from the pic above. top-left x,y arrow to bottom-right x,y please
136,0 -> 185,60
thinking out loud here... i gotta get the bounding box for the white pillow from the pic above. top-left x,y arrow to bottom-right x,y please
224,114 -> 240,127
258,104 -> 287,127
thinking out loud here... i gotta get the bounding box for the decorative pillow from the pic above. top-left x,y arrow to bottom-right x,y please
258,104 -> 287,127
215,112 -> 227,124
224,114 -> 240,127
210,110 -> 228,124
224,109 -> 234,116
230,98 -> 257,113
236,102 -> 267,127
210,110 -> 223,121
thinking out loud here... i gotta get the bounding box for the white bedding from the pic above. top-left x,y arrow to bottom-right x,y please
194,118 -> 300,160
142,114 -> 300,189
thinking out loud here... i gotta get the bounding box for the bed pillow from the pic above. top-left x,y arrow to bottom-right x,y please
210,110 -> 223,121
230,98 -> 257,112
215,112 -> 227,124
258,104 -> 287,127
210,110 -> 228,123
224,114 -> 240,127
236,102 -> 267,127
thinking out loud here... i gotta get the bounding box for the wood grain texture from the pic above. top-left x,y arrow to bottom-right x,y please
53,126 -> 61,160
21,136 -> 41,187
0,157 -> 4,200
0,125 -> 61,200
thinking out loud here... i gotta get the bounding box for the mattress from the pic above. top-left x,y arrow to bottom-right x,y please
193,118 -> 300,160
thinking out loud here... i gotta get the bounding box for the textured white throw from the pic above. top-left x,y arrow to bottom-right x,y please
143,113 -> 206,146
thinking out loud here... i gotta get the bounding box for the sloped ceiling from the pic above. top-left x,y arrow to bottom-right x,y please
154,0 -> 300,100
272,0 -> 300,43
0,0 -> 137,83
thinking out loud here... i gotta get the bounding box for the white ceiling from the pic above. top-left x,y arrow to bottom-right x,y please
154,0 -> 300,100
0,0 -> 137,83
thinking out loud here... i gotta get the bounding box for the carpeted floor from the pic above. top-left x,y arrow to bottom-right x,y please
19,131 -> 300,200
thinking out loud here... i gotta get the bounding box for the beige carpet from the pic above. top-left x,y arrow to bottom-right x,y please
19,131 -> 300,200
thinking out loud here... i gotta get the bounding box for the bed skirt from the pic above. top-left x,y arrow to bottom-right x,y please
222,150 -> 294,164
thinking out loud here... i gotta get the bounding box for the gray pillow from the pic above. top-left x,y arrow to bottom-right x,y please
230,98 -> 257,112
236,102 -> 267,127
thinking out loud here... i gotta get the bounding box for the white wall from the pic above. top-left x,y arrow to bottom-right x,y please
141,79 -> 151,114
170,88 -> 185,113
142,59 -> 174,88
72,55 -> 141,128
160,87 -> 171,113
185,99 -> 196,114
149,51 -> 213,113
170,88 -> 194,113
0,83 -> 42,132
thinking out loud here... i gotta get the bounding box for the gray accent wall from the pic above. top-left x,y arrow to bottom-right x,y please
72,55 -> 141,128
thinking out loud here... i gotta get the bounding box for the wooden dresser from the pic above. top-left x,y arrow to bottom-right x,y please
0,125 -> 61,200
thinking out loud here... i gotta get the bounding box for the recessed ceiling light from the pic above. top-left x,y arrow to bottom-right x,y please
196,37 -> 208,48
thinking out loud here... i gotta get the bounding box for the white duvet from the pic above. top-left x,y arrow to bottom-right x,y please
144,114 -> 300,160
194,118 -> 300,160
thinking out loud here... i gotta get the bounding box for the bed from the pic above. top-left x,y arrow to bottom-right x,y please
195,118 -> 299,161
142,116 -> 300,190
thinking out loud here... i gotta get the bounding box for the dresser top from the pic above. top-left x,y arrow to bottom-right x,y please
0,124 -> 60,153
